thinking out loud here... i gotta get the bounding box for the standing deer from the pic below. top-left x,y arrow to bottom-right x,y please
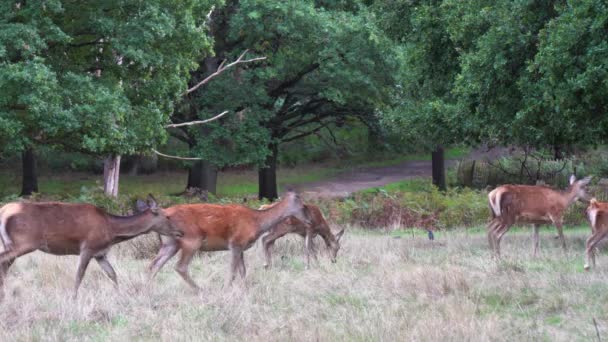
147,190 -> 310,290
584,198 -> 608,270
487,175 -> 592,256
0,195 -> 183,300
258,203 -> 344,268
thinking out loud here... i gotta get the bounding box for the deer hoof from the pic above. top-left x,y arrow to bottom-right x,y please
584,264 -> 590,271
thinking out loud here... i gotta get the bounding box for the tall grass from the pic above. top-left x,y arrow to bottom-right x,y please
0,227 -> 606,341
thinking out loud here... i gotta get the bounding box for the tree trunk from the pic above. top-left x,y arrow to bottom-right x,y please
103,154 -> 121,197
553,144 -> 564,160
431,146 -> 446,191
258,143 -> 278,200
20,147 -> 38,196
186,160 -> 218,194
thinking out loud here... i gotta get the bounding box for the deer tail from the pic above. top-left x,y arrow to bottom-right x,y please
489,189 -> 503,217
0,207 -> 13,249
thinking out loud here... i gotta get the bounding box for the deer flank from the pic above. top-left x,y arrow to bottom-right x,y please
487,175 -> 592,257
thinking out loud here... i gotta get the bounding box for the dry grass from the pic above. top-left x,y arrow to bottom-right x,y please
1,227 -> 608,341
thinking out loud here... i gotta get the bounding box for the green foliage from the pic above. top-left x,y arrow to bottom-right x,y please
179,0 -> 400,168
0,0 -> 217,157
519,0 -> 608,147
375,0 -> 460,149
375,0 -> 608,153
335,180 -> 490,229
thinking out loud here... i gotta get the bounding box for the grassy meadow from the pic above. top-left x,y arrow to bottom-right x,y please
1,226 -> 607,341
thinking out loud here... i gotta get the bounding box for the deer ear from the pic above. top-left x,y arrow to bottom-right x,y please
569,175 -> 577,185
335,228 -> 345,242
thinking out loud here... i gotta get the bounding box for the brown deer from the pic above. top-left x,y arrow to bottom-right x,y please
487,175 -> 592,256
584,198 -> 608,270
0,195 -> 183,300
147,190 -> 310,290
258,203 -> 344,269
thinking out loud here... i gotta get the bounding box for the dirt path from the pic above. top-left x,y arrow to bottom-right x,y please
290,147 -> 510,199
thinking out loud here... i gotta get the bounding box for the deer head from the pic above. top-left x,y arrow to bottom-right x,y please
569,175 -> 593,203
141,194 -> 183,238
328,228 -> 345,263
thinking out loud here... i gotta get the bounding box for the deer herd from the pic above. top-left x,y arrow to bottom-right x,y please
0,174 -> 606,301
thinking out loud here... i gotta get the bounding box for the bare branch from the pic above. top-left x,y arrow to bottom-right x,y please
165,111 -> 229,128
185,50 -> 266,95
152,149 -> 203,160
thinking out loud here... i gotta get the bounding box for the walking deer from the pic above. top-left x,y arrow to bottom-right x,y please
0,195 -> 183,300
258,203 -> 344,269
584,198 -> 608,270
487,175 -> 592,256
147,190 -> 310,290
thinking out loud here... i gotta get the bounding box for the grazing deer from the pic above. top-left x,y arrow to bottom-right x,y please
0,195 -> 183,300
258,203 -> 344,269
584,198 -> 608,270
147,190 -> 310,290
487,175 -> 592,256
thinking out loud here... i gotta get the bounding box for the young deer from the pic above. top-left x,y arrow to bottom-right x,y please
584,198 -> 608,270
487,175 -> 592,256
147,190 -> 310,290
0,195 -> 183,300
258,203 -> 344,269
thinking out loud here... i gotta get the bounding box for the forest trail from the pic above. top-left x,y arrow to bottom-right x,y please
289,147 -> 511,199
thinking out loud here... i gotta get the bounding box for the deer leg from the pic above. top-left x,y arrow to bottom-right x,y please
73,250 -> 94,299
0,258 -> 15,302
305,231 -> 314,269
148,239 -> 179,280
585,233 -> 597,270
95,255 -> 118,288
237,251 -> 246,279
533,224 -> 541,257
585,231 -> 608,270
262,227 -> 290,269
487,219 -> 500,253
174,243 -> 202,291
262,231 -> 282,269
494,223 -> 512,257
228,245 -> 244,286
555,221 -> 567,251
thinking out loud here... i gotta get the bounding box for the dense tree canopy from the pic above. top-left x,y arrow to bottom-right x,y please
174,0 -> 401,198
377,0 -> 608,158
1,0 -> 607,197
0,0 -> 216,156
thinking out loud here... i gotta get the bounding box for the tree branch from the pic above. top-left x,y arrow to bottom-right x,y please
152,149 -> 203,160
165,111 -> 229,128
184,49 -> 266,95
268,62 -> 321,98
281,121 -> 335,142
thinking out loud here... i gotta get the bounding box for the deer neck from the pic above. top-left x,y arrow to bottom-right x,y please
107,211 -> 154,242
255,200 -> 293,233
562,186 -> 580,208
